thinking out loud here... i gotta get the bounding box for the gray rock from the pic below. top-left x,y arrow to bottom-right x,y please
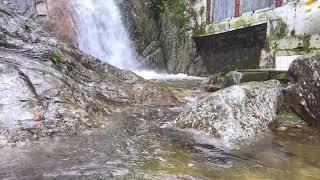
205,71 -> 243,93
204,73 -> 225,92
143,41 -> 166,70
0,3 -> 176,146
1,0 -> 36,18
223,71 -> 243,88
287,53 -> 320,127
174,80 -> 282,143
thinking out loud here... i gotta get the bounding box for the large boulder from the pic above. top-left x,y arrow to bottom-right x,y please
287,54 -> 320,127
174,80 -> 282,143
0,4 -> 176,147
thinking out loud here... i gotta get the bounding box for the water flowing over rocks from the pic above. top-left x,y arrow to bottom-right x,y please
0,3 -> 176,147
287,53 -> 320,127
174,80 -> 282,144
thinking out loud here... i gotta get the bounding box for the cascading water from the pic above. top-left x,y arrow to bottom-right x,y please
72,0 -> 203,80
73,0 -> 138,69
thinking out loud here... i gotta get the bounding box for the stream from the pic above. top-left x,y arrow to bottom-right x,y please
0,79 -> 319,180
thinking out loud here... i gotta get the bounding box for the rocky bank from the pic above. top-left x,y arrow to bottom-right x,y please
0,3 -> 176,147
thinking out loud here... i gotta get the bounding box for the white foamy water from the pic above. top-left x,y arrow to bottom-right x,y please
133,70 -> 205,80
73,0 -> 202,80
73,0 -> 137,69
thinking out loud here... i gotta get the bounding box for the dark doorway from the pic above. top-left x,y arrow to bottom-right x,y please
194,23 -> 267,74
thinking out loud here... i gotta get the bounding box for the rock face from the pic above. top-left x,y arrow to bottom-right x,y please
46,0 -> 77,45
287,54 -> 320,127
2,0 -> 77,45
120,0 -> 208,75
0,3 -> 176,147
1,0 -> 38,18
175,80 -> 282,143
142,41 -> 166,70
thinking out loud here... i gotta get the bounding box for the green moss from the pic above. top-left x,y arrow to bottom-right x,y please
49,50 -> 61,64
275,111 -> 302,123
289,35 -> 311,54
192,24 -> 206,36
302,35 -> 311,53
241,72 -> 270,82
275,24 -> 288,39
233,17 -> 254,29
290,29 -> 296,36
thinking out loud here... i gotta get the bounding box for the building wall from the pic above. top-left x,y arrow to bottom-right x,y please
192,0 -> 320,71
194,24 -> 267,73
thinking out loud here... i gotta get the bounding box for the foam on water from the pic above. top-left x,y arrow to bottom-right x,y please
133,70 -> 205,80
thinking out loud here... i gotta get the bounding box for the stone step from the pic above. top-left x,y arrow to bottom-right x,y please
238,69 -> 288,83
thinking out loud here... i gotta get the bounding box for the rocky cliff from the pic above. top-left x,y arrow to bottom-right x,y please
2,0 -> 207,75
0,2 -> 176,147
120,0 -> 208,75
1,0 -> 76,45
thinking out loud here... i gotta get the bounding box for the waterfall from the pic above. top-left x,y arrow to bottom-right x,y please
72,0 -> 201,80
73,0 -> 138,69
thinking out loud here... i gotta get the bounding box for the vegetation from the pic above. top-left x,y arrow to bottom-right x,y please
49,50 -> 61,64
147,0 -> 189,29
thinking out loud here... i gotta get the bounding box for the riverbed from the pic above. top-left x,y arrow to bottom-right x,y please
0,79 -> 319,180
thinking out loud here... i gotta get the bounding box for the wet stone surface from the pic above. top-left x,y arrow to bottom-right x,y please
0,80 -> 319,180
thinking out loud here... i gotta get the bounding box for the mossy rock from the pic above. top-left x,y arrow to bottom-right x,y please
241,72 -> 270,82
49,50 -> 61,64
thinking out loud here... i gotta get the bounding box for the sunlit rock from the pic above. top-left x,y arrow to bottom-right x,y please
174,80 -> 282,144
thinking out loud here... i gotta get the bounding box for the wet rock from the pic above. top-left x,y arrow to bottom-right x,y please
287,53 -> 320,127
223,71 -> 243,87
204,73 -> 225,92
204,84 -> 222,92
142,41 -> 166,70
175,80 -> 282,143
205,71 -> 245,93
0,3 -> 176,146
